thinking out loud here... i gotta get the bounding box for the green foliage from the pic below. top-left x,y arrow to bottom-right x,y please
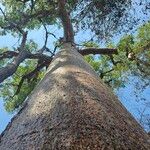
0,0 -> 57,33
3,79 -> 36,112
83,41 -> 99,48
25,40 -> 38,52
84,22 -> 150,91
0,59 -> 45,112
0,38 -> 46,112
0,0 -> 148,40
72,0 -> 149,40
0,47 -> 11,66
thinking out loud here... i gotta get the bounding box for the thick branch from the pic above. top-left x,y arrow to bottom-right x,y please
0,50 -> 30,83
58,0 -> 74,42
0,51 -> 52,61
109,55 -> 122,65
79,48 -> 118,55
28,53 -> 52,62
100,68 -> 114,79
0,51 -> 18,59
0,51 -> 52,83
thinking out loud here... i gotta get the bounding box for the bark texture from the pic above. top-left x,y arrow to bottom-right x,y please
0,44 -> 150,150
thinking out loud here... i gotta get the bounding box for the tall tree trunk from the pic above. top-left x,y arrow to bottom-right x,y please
0,44 -> 150,149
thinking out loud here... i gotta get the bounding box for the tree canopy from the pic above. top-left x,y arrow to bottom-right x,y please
0,0 -> 149,131
0,0 -> 149,40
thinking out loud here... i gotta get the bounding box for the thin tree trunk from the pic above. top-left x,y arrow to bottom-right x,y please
0,44 -> 150,149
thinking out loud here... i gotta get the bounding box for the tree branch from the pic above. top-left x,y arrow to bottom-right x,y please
18,31 -> 28,51
0,7 -> 52,32
58,0 -> 74,42
100,68 -> 115,79
78,48 -> 118,55
0,50 -> 52,83
0,51 -> 18,59
0,50 -> 30,83
0,50 -> 52,61
28,53 -> 52,62
13,61 -> 50,97
104,79 -> 113,85
0,47 -> 118,83
109,55 -> 122,65
0,7 -> 25,34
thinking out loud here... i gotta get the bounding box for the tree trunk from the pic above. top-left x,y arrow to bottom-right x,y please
0,43 -> 150,150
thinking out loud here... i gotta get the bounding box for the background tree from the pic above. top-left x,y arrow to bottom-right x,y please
0,0 -> 150,149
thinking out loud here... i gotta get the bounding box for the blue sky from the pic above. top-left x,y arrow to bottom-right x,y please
0,0 -> 150,133
0,99 -> 14,133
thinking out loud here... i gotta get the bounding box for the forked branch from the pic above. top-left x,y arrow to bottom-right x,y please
13,60 -> 51,96
0,51 -> 52,83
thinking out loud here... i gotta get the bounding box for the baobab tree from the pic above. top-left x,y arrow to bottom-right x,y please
0,0 -> 150,149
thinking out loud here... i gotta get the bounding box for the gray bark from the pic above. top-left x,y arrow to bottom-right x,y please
0,43 -> 150,149
0,50 -> 30,83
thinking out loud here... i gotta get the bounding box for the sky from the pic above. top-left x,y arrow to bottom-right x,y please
0,99 -> 14,133
0,0 -> 150,134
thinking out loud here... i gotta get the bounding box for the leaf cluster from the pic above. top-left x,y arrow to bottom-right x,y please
84,23 -> 150,90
